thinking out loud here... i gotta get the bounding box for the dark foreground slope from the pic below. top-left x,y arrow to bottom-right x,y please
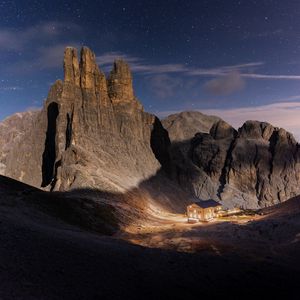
1,175 -> 300,300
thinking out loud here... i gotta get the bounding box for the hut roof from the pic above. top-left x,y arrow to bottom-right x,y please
193,199 -> 221,209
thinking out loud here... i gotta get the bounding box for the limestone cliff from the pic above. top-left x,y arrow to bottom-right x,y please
2,47 -> 300,210
168,116 -> 300,208
3,46 -> 170,195
0,111 -> 40,177
162,111 -> 220,142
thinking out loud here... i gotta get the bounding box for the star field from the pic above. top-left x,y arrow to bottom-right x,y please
1,0 -> 300,138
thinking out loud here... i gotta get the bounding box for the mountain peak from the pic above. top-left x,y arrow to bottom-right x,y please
108,58 -> 135,104
2,45 -> 164,191
210,120 -> 236,140
79,46 -> 105,91
162,111 -> 220,142
63,47 -> 80,86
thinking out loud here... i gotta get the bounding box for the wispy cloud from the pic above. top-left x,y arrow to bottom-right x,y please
97,51 -> 189,74
1,26 -> 299,82
148,74 -> 184,99
0,22 -> 81,52
201,101 -> 300,141
0,22 -> 81,74
97,52 -> 263,76
31,43 -> 80,69
203,71 -> 245,95
242,29 -> 285,40
186,62 -> 264,76
96,52 -> 140,66
6,42 -> 80,74
274,95 -> 300,102
0,86 -> 22,91
241,73 -> 300,80
97,52 -> 300,81
97,52 -> 300,99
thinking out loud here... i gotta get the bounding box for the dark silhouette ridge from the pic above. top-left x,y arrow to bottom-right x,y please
41,102 -> 59,187
1,168 -> 188,235
166,139 -> 199,196
268,129 -> 279,179
150,116 -> 171,173
50,159 -> 61,192
1,174 -> 300,299
65,112 -> 73,150
216,135 -> 237,198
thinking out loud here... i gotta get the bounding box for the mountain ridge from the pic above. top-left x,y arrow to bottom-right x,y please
3,47 -> 168,192
168,117 -> 300,208
1,46 -> 300,210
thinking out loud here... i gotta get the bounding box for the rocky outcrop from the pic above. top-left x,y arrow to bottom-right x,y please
108,59 -> 138,106
169,118 -> 300,208
3,46 -> 169,194
0,111 -> 41,179
222,121 -> 300,208
162,111 -> 220,142
2,47 -> 300,210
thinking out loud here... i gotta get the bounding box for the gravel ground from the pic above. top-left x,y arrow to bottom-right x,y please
1,175 -> 300,299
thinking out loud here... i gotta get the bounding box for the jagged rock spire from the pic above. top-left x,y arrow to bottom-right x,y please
63,46 -> 108,95
63,47 -> 141,109
80,46 -> 96,89
63,47 -> 80,86
108,59 -> 135,103
80,46 -> 107,93
3,45 -> 164,192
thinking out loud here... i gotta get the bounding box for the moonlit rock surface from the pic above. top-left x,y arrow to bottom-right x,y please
2,46 -> 170,193
168,116 -> 300,208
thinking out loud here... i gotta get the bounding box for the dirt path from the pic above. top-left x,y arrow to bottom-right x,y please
118,212 -> 263,254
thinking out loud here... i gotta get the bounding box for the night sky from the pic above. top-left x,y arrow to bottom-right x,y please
1,0 -> 300,138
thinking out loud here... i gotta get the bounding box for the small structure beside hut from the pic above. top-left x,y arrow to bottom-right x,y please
187,199 -> 222,223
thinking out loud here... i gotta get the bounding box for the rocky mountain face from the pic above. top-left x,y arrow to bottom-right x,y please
0,111 -> 40,176
1,47 -> 300,210
162,111 -> 220,142
168,117 -> 300,208
2,47 -> 171,198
